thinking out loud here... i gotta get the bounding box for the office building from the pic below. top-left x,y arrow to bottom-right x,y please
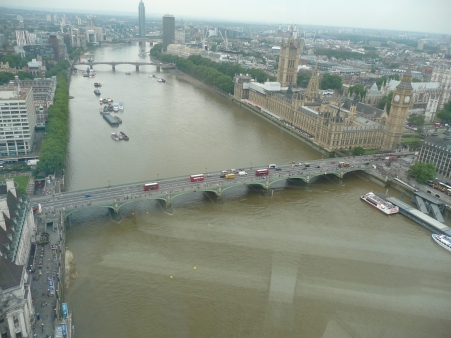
418,128 -> 451,179
0,78 -> 36,157
162,15 -> 175,52
138,0 -> 146,38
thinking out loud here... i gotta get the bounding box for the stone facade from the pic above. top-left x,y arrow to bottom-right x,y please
418,128 -> 451,179
0,179 -> 36,338
234,69 -> 413,152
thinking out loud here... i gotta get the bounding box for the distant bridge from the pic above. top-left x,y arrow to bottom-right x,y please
73,61 -> 176,71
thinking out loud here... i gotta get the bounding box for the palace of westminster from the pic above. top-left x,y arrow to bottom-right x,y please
233,38 -> 415,153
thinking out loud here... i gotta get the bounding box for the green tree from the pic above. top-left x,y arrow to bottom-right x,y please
408,162 -> 436,184
349,84 -> 367,99
352,146 -> 365,156
436,101 -> 451,125
320,73 -> 342,90
409,139 -> 422,149
297,73 -> 310,87
378,92 -> 393,111
407,113 -> 425,127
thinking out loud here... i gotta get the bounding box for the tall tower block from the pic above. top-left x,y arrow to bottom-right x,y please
382,70 -> 413,150
162,14 -> 175,52
277,38 -> 301,87
138,1 -> 146,38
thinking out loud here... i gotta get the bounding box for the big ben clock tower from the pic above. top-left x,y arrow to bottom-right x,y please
382,69 -> 413,150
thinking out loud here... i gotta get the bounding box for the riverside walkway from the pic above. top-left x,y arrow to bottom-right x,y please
31,158 -> 372,217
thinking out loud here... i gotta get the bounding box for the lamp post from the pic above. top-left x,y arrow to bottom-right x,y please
108,180 -> 111,188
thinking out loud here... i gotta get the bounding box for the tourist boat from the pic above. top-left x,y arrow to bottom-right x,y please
120,131 -> 129,141
94,83 -> 102,87
107,98 -> 112,104
99,107 -> 104,114
114,116 -> 122,124
360,192 -> 399,215
94,89 -> 101,95
111,132 -> 120,141
113,103 -> 119,112
103,106 -> 109,113
125,72 -> 131,75
119,102 -> 124,111
108,105 -> 114,111
102,98 -> 108,104
432,234 -> 451,253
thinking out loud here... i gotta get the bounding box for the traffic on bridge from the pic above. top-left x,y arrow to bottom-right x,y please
31,157 -> 375,216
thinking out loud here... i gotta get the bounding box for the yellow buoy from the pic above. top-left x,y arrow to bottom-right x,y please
170,276 -> 173,279
146,212 -> 149,214
194,267 -> 196,270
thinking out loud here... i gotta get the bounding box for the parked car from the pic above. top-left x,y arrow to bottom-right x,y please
85,193 -> 92,198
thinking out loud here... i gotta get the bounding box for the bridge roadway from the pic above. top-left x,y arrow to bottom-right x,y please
31,158 -> 371,217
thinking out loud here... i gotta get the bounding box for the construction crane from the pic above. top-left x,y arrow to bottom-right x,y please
219,30 -> 229,50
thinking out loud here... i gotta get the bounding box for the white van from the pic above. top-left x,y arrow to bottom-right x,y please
269,164 -> 277,169
238,171 -> 247,176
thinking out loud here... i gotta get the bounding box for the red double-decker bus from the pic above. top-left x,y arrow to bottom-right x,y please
255,169 -> 270,176
190,174 -> 204,182
144,182 -> 159,191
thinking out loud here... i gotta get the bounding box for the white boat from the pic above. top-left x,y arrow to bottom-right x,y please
432,234 -> 451,253
111,132 -> 120,141
107,98 -> 112,104
113,103 -> 119,112
360,192 -> 399,215
119,102 -> 124,110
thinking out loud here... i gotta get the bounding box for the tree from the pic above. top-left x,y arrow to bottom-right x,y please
436,101 -> 451,125
349,84 -> 367,99
378,92 -> 393,111
296,73 -> 310,87
408,162 -> 436,184
407,113 -> 425,127
409,139 -> 422,149
352,146 -> 365,156
320,73 -> 342,90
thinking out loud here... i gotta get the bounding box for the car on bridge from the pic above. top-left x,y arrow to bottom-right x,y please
85,193 -> 92,198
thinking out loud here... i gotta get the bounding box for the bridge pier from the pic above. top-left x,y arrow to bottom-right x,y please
114,202 -> 119,214
156,65 -> 160,72
112,64 -> 115,71
217,185 -> 222,200
89,64 -> 93,69
136,65 -> 139,72
165,193 -> 171,210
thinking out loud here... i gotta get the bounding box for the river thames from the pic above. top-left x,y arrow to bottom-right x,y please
65,43 -> 451,337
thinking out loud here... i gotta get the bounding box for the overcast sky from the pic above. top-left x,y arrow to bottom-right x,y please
3,0 -> 450,34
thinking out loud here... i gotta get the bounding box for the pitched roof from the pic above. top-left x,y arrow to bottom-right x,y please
0,255 -> 23,289
341,99 -> 385,117
368,82 -> 379,93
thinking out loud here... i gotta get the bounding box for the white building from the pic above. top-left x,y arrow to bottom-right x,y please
0,79 -> 36,156
0,179 -> 36,338
166,44 -> 202,58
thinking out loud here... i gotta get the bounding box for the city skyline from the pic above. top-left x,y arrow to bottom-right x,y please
1,0 -> 450,35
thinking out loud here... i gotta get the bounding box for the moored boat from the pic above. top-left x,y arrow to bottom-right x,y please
102,98 -> 108,104
113,103 -> 119,112
125,72 -> 131,75
120,131 -> 129,141
119,102 -> 124,110
111,132 -> 120,141
114,116 -> 122,124
99,107 -> 104,114
157,78 -> 166,83
107,98 -> 112,104
432,234 -> 451,253
94,82 -> 102,87
360,192 -> 399,215
94,89 -> 101,95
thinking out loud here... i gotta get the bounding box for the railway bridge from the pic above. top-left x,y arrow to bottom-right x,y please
73,61 -> 175,72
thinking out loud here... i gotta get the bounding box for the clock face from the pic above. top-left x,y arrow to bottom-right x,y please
404,96 -> 411,103
394,94 -> 400,102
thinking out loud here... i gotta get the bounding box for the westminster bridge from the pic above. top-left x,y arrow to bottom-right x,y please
30,158 -> 372,220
